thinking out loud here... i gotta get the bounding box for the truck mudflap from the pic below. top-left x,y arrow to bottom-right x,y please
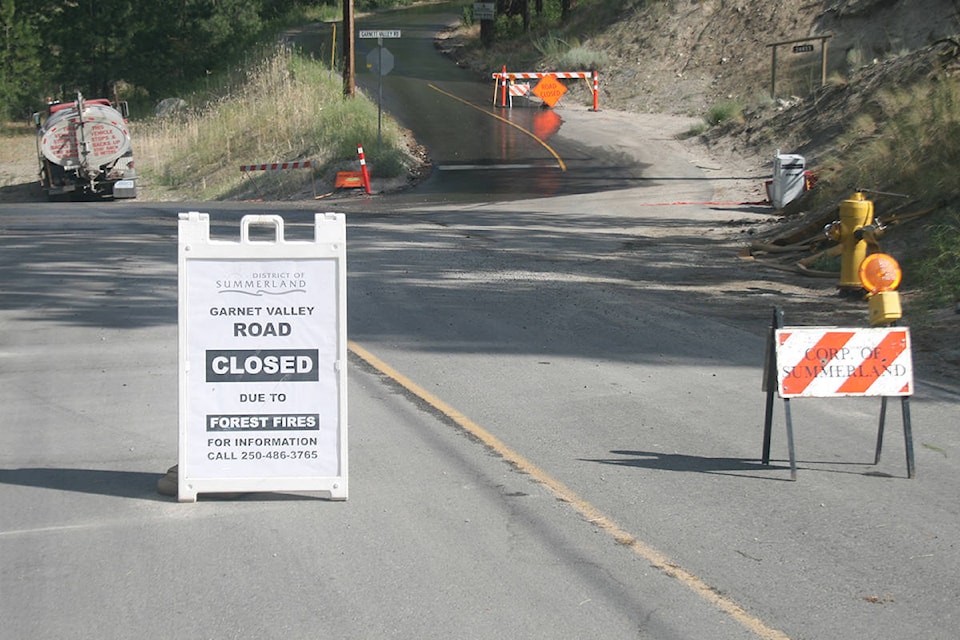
112,179 -> 137,198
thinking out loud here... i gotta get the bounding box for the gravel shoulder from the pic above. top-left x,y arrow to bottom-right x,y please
550,103 -> 960,393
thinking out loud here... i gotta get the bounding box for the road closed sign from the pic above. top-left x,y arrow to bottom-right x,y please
532,74 -> 568,107
177,212 -> 347,502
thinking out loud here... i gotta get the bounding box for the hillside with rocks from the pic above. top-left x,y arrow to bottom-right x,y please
446,0 -> 960,185
591,0 -> 959,115
601,0 -> 960,383
591,1 -> 960,198
440,0 -> 960,384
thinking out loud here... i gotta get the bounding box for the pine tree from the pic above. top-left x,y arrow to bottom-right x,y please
0,0 -> 44,120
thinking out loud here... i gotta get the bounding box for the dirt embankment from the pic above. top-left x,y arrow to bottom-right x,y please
589,0 -> 960,115
585,0 -> 960,388
437,0 -> 960,388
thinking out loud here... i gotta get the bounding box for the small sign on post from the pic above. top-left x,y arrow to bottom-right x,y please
358,29 -> 399,149
474,2 -> 495,20
177,212 -> 348,502
766,34 -> 832,98
358,29 -> 401,39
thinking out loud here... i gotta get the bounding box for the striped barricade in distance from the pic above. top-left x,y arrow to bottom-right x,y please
492,71 -> 594,80
240,161 -> 312,172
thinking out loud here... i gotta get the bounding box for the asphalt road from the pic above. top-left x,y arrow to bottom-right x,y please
0,202 -> 761,640
338,3 -> 653,204
3,4 -> 960,640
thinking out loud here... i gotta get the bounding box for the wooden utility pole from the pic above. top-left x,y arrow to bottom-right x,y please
343,0 -> 355,97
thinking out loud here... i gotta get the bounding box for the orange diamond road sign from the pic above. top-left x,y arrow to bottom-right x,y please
532,75 -> 567,108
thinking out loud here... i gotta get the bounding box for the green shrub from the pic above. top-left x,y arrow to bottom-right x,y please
557,45 -> 609,70
705,100 -> 743,126
916,211 -> 960,305
135,45 -> 414,199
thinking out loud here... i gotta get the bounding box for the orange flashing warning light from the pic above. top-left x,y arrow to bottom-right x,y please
859,253 -> 902,293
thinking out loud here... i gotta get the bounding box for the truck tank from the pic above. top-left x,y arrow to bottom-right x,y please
35,93 -> 137,199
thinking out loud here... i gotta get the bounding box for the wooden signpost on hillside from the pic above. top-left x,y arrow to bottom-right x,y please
766,35 -> 833,98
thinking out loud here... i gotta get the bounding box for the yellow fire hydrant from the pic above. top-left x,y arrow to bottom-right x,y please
826,191 -> 875,290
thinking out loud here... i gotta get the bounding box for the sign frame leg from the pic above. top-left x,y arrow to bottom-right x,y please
782,398 -> 798,481
902,397 -> 916,479
874,396 -> 888,464
762,307 -> 784,465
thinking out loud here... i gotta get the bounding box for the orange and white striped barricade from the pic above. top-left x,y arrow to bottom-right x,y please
761,308 -> 915,480
239,160 -> 315,198
240,160 -> 313,172
491,68 -> 600,110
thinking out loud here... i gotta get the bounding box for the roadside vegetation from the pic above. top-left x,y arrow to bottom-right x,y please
753,68 -> 960,309
448,0 -> 960,311
0,0 -> 423,200
455,0 -> 618,80
0,1 -> 423,121
135,46 -> 416,200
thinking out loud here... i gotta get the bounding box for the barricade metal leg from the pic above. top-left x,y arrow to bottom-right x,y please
761,307 -> 783,466
875,396 -> 888,464
876,396 -> 915,478
762,386 -> 775,465
902,397 -> 916,478
784,398 -> 797,481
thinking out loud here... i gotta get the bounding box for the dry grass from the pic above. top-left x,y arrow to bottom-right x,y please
0,124 -> 39,191
791,73 -> 960,306
134,46 -> 416,200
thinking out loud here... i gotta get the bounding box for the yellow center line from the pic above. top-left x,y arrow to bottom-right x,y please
347,340 -> 791,640
427,83 -> 567,172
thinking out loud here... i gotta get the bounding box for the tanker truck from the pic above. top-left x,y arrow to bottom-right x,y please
34,92 -> 137,199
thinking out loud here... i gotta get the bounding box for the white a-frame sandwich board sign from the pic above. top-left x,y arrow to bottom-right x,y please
177,212 -> 347,502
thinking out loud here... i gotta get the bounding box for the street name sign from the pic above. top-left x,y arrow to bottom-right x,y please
359,30 -> 401,39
